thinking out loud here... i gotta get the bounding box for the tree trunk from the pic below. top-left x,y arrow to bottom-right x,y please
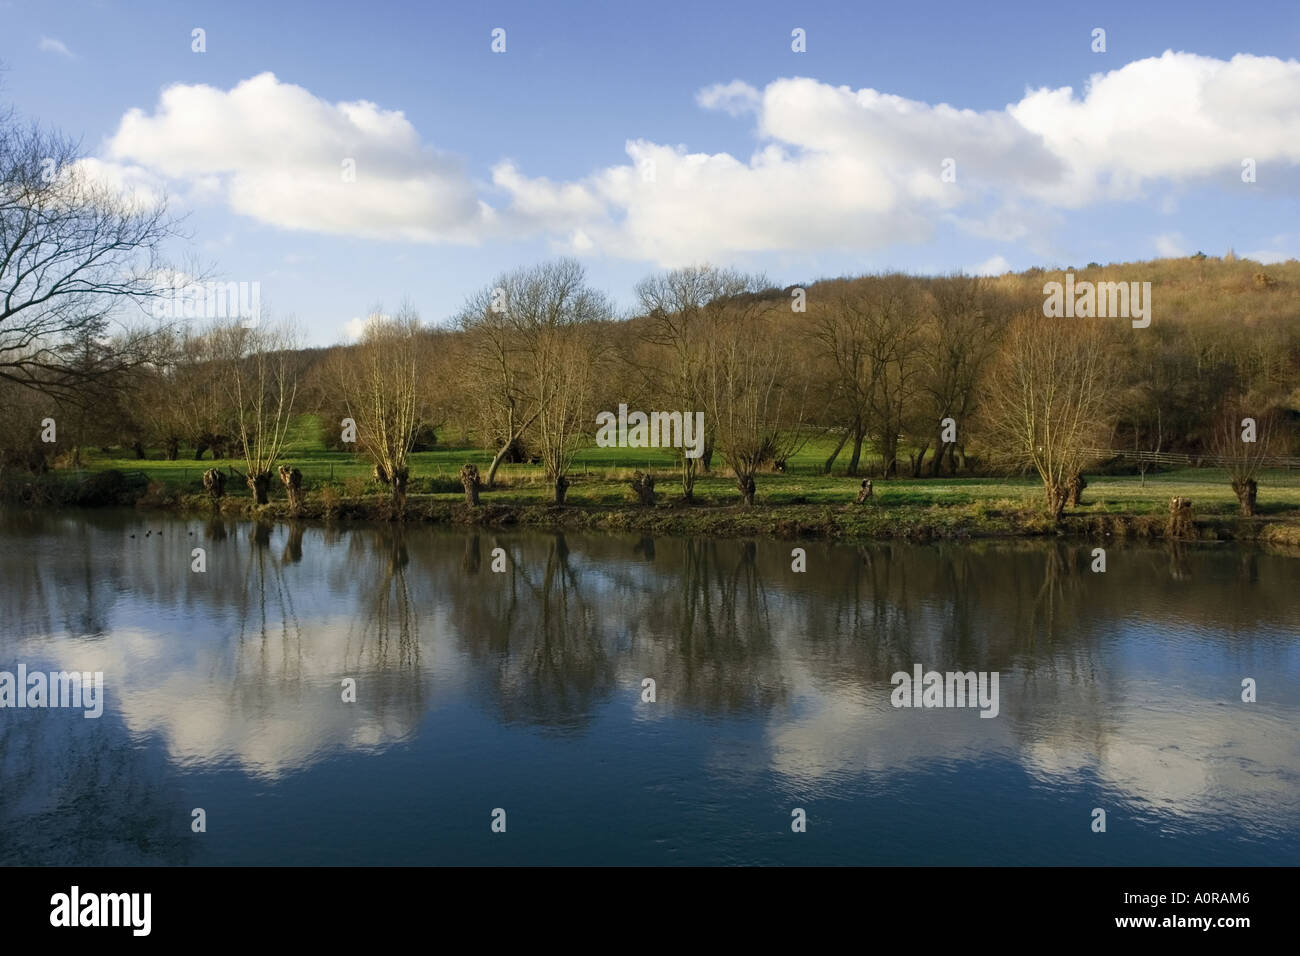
164,437 -> 178,460
680,456 -> 696,501
278,466 -> 303,511
554,474 -> 570,505
485,443 -> 511,488
736,473 -> 756,507
912,441 -> 929,478
202,468 -> 225,500
823,428 -> 850,474
1045,482 -> 1067,522
248,471 -> 272,505
460,463 -> 482,506
629,471 -> 656,506
1168,496 -> 1195,537
390,466 -> 409,514
855,479 -> 874,504
1232,478 -> 1257,517
880,433 -> 900,478
486,410 -> 540,488
132,441 -> 146,460
1065,471 -> 1087,508
931,436 -> 948,477
847,421 -> 864,476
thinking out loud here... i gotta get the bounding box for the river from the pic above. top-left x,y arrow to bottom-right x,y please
1,510 -> 1296,865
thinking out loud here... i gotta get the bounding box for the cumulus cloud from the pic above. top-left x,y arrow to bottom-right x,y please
1154,232 -> 1188,257
970,255 -> 1012,276
1009,51 -> 1300,204
105,72 -> 492,242
341,311 -> 398,342
67,157 -> 166,209
98,53 -> 1300,264
493,52 -> 1300,264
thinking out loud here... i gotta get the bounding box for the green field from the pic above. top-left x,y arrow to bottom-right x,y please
55,413 -> 1300,520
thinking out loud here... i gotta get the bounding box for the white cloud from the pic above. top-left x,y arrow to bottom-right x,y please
1242,249 -> 1298,264
38,36 -> 74,58
696,80 -> 762,116
1009,51 -> 1300,205
342,317 -> 368,342
342,312 -> 391,342
99,53 -> 1300,264
1154,232 -> 1187,257
105,72 -> 492,243
493,52 -> 1300,265
970,255 -> 1011,276
65,157 -> 166,209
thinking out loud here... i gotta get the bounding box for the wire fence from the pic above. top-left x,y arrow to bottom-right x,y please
1089,449 -> 1300,469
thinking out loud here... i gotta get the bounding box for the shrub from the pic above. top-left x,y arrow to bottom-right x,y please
73,469 -> 149,506
411,424 -> 438,452
318,484 -> 341,516
405,475 -> 461,495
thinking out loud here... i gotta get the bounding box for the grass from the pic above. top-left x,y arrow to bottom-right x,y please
26,423 -> 1300,543
65,446 -> 1300,512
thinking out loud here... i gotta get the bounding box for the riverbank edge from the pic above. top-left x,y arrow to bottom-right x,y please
146,493 -> 1300,546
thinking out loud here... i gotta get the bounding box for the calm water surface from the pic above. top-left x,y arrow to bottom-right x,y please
1,510 -> 1297,865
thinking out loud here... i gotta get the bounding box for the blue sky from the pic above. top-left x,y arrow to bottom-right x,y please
3,0 -> 1298,343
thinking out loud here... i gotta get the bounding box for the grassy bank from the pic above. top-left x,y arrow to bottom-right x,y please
10,464 -> 1300,545
170,493 -> 1299,545
9,424 -> 1300,544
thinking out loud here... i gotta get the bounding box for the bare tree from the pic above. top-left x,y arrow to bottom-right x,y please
635,266 -> 764,498
1211,405 -> 1278,516
134,324 -> 232,460
917,276 -> 1007,476
816,275 -> 924,477
217,320 -> 299,504
859,276 -> 925,478
982,313 -> 1116,521
332,305 -> 424,513
706,308 -> 808,506
1133,406 -> 1162,488
0,115 -> 180,403
535,322 -> 602,504
457,259 -> 610,487
813,281 -> 873,475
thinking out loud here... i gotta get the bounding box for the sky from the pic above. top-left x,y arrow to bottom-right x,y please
2,0 -> 1299,344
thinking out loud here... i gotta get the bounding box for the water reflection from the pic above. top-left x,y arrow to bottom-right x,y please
0,510 -> 1297,864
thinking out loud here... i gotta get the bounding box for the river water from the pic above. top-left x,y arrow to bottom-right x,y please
1,510 -> 1296,865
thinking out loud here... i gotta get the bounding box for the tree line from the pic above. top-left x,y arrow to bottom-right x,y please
3,111 -> 1298,519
